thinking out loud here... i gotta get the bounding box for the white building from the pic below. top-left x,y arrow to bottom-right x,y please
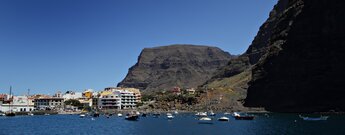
0,96 -> 34,113
62,91 -> 83,100
115,90 -> 137,109
96,88 -> 139,110
97,92 -> 121,110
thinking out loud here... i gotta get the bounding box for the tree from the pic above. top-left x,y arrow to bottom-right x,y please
64,99 -> 83,107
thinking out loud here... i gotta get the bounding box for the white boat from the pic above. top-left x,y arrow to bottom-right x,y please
80,114 -> 86,118
198,117 -> 213,124
28,112 -> 34,116
218,116 -> 229,121
232,112 -> 240,117
195,112 -> 207,117
167,113 -> 174,119
136,111 -> 140,115
209,110 -> 216,116
299,115 -> 329,121
117,113 -> 123,117
174,110 -> 179,114
0,113 -> 5,116
44,113 -> 50,116
224,112 -> 231,115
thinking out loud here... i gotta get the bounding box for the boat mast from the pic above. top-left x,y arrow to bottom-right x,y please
27,89 -> 30,112
9,86 -> 12,113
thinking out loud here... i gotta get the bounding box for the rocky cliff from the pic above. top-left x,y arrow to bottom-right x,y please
209,0 -> 289,80
118,45 -> 233,92
199,0 -> 290,111
244,0 -> 345,112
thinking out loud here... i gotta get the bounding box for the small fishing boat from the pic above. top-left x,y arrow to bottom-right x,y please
174,110 -> 179,115
125,113 -> 139,121
209,110 -> 216,116
195,112 -> 207,117
117,113 -> 123,117
6,86 -> 15,117
218,116 -> 229,121
28,112 -> 34,116
80,114 -> 86,118
198,117 -> 213,124
5,112 -> 15,117
152,112 -> 160,118
299,115 -> 329,121
224,112 -> 231,115
44,113 -> 50,116
233,112 -> 255,120
167,113 -> 174,119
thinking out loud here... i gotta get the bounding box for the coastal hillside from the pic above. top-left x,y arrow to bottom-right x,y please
118,44 -> 233,92
199,0 -> 290,110
209,0 -> 289,81
244,0 -> 345,112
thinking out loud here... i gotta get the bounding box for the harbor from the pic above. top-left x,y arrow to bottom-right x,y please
0,112 -> 343,135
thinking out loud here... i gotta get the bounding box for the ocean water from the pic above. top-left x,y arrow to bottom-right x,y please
0,113 -> 344,135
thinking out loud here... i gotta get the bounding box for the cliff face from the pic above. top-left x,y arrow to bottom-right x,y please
199,0 -> 290,111
210,0 -> 289,80
118,45 -> 233,92
245,0 -> 345,112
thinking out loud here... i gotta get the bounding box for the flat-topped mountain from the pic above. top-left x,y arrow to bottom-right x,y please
118,44 -> 233,92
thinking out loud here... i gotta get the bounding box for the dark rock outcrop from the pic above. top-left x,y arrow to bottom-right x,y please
118,45 -> 233,92
210,0 -> 289,80
245,0 -> 345,112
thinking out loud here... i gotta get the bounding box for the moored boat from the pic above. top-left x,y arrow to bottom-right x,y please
167,113 -> 174,119
174,110 -> 179,115
135,111 -> 140,115
198,117 -> 213,124
5,112 -> 15,117
117,113 -> 123,117
218,116 -> 229,121
152,112 -> 160,118
80,114 -> 86,118
195,112 -> 207,117
125,113 -> 139,121
224,112 -> 231,115
28,112 -> 34,116
6,86 -> 15,117
209,110 -> 216,116
233,112 -> 255,120
299,115 -> 329,121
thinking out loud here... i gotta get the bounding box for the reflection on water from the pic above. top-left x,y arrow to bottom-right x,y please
0,113 -> 344,135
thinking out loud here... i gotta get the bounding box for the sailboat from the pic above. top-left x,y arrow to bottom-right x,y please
27,89 -> 34,116
5,86 -> 15,117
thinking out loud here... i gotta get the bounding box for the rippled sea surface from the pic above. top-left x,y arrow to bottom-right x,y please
1,113 -> 345,135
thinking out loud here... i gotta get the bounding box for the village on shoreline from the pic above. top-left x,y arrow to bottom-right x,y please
0,87 -> 145,115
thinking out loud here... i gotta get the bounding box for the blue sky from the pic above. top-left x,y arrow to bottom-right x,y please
0,0 -> 277,95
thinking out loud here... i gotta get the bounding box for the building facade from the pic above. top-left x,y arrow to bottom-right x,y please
97,92 -> 121,110
0,96 -> 34,113
34,97 -> 64,111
